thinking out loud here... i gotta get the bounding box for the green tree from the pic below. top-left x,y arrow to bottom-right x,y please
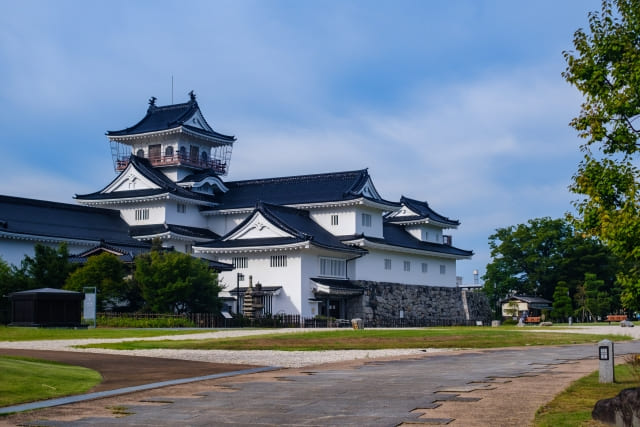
19,243 -> 73,289
564,0 -> 640,311
64,253 -> 128,311
134,251 -> 222,314
552,284 -> 573,322
483,217 -> 618,306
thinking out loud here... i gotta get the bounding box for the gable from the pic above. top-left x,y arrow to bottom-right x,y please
184,109 -> 214,133
387,205 -> 421,219
353,176 -> 382,200
224,212 -> 294,240
101,163 -> 161,194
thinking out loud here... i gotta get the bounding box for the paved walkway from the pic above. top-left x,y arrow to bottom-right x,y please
6,339 -> 640,426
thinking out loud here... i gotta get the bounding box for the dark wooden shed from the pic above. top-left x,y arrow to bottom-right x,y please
9,288 -> 84,327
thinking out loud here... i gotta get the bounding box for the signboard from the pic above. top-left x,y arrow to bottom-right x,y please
83,287 -> 97,328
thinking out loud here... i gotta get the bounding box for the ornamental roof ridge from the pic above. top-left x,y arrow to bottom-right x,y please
385,195 -> 460,226
227,169 -> 368,187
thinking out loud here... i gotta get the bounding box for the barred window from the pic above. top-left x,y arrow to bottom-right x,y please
361,213 -> 372,227
232,257 -> 248,269
440,264 -> 446,275
422,262 -> 428,273
320,257 -> 346,277
270,255 -> 287,268
403,261 -> 411,272
331,214 -> 339,226
134,208 -> 149,221
177,203 -> 187,213
384,258 -> 392,270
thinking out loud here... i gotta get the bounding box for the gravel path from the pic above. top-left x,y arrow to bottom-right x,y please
0,328 -> 445,368
0,325 -> 636,368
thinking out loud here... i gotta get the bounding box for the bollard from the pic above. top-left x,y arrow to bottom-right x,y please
598,339 -> 615,383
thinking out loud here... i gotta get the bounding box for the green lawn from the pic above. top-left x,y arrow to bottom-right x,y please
78,327 -> 630,351
0,356 -> 102,407
0,325 -> 214,342
534,363 -> 639,427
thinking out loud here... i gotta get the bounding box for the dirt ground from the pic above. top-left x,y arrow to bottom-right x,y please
0,349 -> 257,392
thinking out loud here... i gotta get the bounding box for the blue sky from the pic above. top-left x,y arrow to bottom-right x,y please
0,0 -> 601,283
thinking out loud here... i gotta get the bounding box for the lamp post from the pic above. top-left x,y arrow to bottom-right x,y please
236,272 -> 243,315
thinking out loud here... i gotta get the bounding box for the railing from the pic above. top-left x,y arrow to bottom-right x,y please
116,154 -> 227,174
95,312 -> 484,328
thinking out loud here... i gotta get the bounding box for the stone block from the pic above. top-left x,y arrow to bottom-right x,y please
592,387 -> 640,426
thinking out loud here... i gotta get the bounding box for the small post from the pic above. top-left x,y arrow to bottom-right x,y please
598,339 -> 615,383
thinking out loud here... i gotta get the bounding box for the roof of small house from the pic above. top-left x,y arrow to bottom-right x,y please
209,169 -> 397,210
385,196 -> 460,226
0,195 -> 148,248
502,295 -> 552,305
106,94 -> 235,143
198,202 -> 366,254
75,155 -> 218,204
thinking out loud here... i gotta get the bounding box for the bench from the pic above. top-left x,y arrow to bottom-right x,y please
525,316 -> 540,324
606,315 -> 627,324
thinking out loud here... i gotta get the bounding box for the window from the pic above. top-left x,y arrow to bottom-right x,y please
270,255 -> 287,267
185,244 -> 192,254
136,149 -> 145,158
422,262 -> 428,273
403,261 -> 411,272
384,259 -> 392,270
179,146 -> 187,159
320,257 -> 346,277
200,151 -> 208,163
190,145 -> 199,162
440,264 -> 446,275
232,257 -> 248,269
165,146 -> 174,157
177,203 -> 187,213
331,214 -> 339,226
422,230 -> 429,241
361,213 -> 372,227
134,208 -> 149,221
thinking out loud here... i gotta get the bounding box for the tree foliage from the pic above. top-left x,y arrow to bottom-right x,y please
133,251 -> 222,314
16,243 -> 73,290
552,284 -> 573,321
483,217 -> 618,310
64,253 -> 128,311
564,0 -> 640,311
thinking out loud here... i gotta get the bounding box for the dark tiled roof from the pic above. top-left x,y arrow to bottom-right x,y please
178,170 -> 222,184
76,155 -> 218,204
210,169 -> 396,210
503,295 -> 552,305
341,223 -> 473,258
310,278 -> 364,296
0,195 -> 143,246
107,98 -> 235,142
385,196 -> 460,226
130,223 -> 220,240
198,202 -> 365,254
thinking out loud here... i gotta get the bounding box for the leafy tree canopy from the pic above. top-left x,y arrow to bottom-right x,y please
134,251 -> 222,314
483,217 -> 618,308
564,0 -> 640,311
64,253 -> 128,311
16,243 -> 73,290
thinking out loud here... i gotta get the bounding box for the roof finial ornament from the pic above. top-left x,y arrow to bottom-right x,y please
148,96 -> 156,106
189,90 -> 196,102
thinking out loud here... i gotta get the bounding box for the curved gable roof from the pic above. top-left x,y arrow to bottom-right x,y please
107,96 -> 235,142
385,196 -> 460,227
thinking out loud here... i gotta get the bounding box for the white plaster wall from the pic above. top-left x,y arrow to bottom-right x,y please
164,200 -> 208,228
0,238 -> 94,267
309,207 -> 356,236
353,249 -> 458,287
405,224 -> 444,243
355,206 -> 384,238
206,213 -> 249,236
214,251 -> 303,315
118,202 -> 166,226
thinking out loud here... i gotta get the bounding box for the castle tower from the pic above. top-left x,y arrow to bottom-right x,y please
107,91 -> 235,181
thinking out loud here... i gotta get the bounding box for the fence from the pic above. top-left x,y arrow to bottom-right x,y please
96,312 -> 484,328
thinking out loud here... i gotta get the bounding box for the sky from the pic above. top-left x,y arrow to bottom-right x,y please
0,0 -> 602,284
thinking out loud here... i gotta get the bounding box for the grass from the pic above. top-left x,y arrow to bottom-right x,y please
533,363 -> 639,427
0,325 -> 215,342
0,356 -> 102,407
78,327 -> 630,351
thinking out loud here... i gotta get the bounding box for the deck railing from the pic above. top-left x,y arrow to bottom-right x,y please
116,154 -> 226,174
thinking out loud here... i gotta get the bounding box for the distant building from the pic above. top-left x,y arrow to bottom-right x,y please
1,92 -> 487,323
